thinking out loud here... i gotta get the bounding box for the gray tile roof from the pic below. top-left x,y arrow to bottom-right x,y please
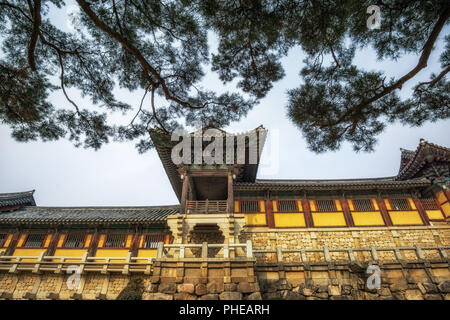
0,205 -> 180,225
234,177 -> 431,191
0,190 -> 36,208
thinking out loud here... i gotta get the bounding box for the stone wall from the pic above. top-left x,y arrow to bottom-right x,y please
0,225 -> 448,300
241,226 -> 449,263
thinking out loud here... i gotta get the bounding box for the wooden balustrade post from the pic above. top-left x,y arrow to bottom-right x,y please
323,245 -> 331,262
370,246 -> 379,261
202,242 -> 208,258
157,242 -> 164,259
276,245 -> 283,262
414,243 -> 425,260
223,244 -> 229,259
246,240 -> 253,258
180,175 -> 189,214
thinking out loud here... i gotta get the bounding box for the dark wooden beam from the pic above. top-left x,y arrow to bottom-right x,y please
302,198 -> 313,228
180,175 -> 189,214
227,171 -> 234,214
413,197 -> 430,226
376,195 -> 392,226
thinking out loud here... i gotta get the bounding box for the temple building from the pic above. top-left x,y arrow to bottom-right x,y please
0,126 -> 449,300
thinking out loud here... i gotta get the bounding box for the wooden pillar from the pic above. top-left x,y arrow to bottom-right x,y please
46,227 -> 60,256
227,171 -> 234,214
180,175 -> 189,214
302,198 -> 313,228
88,227 -> 100,256
376,196 -> 392,226
340,197 -> 354,227
266,191 -> 275,228
413,197 -> 430,225
130,225 -> 141,256
5,227 -> 21,256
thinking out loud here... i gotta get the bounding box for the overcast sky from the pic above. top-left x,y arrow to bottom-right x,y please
1,2 -> 449,207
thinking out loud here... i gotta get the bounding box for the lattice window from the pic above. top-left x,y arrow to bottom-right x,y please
316,200 -> 336,212
143,234 -> 165,249
104,234 -> 126,248
390,198 -> 410,211
0,234 -> 6,247
64,234 -> 85,248
277,200 -> 299,212
353,199 -> 374,211
240,201 -> 259,213
420,198 -> 439,210
24,234 -> 46,248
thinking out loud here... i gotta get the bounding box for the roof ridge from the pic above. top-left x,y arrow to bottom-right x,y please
0,190 -> 35,197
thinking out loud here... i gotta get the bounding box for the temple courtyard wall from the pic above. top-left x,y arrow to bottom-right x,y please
0,225 -> 448,300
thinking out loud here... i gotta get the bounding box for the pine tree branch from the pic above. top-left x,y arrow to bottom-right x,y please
76,0 -> 204,110
26,0 -> 41,71
319,5 -> 450,129
415,65 -> 450,90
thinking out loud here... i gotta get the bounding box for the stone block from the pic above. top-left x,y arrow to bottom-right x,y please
177,284 -> 195,294
246,292 -> 262,300
438,281 -> 450,293
143,293 -> 173,300
283,291 -> 306,300
237,282 -> 258,293
328,285 -> 340,296
223,283 -> 237,292
219,291 -> 242,300
195,284 -> 207,296
159,283 -> 177,294
199,294 -> 219,300
174,292 -> 197,300
404,290 -> 423,300
390,280 -> 408,292
424,294 -> 442,300
207,281 -> 223,294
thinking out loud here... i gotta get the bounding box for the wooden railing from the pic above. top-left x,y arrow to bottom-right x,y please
186,200 -> 228,213
0,252 -> 154,274
253,244 -> 450,264
0,244 -> 447,274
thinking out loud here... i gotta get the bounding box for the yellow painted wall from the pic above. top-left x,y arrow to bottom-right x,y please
372,199 -> 379,210
309,200 -> 316,211
125,235 -> 133,248
16,234 -> 27,247
94,249 -> 130,262
348,200 -> 354,211
274,213 -> 306,228
388,211 -> 423,225
97,234 -> 106,247
335,200 -> 342,211
297,200 -> 303,211
136,249 -> 157,263
85,234 -> 92,248
245,213 -> 267,226
57,235 -> 65,248
441,202 -> 450,218
351,212 -> 385,226
259,200 -> 265,212
12,248 -> 47,262
312,212 -> 347,227
234,201 -> 239,213
0,248 -> 5,254
53,249 -> 88,262
408,198 -> 417,210
384,199 -> 392,210
3,234 -> 12,248
436,190 -> 448,205
425,210 -> 445,220
272,200 -> 278,212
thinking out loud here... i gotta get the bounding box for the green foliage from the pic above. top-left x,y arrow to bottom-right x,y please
0,1 -> 449,153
